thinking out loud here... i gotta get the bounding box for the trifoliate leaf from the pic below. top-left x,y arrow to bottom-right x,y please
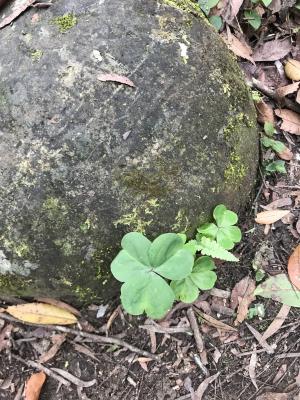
155,249 -> 194,280
148,233 -> 183,267
121,232 -> 151,265
266,160 -> 286,174
197,223 -> 218,238
213,204 -> 238,226
170,277 -> 199,303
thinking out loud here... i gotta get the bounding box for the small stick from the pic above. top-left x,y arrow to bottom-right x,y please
0,313 -> 160,361
11,354 -> 70,386
250,78 -> 300,114
187,307 -> 204,353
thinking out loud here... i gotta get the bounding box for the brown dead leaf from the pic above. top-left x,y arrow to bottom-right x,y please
256,393 -> 288,400
24,371 -> 46,400
245,322 -> 275,353
275,109 -> 300,135
73,343 -> 99,362
296,89 -> 300,105
0,0 -> 36,29
221,0 -> 244,22
38,333 -> 66,363
195,372 -> 220,400
269,0 -> 282,13
278,147 -> 293,161
263,197 -> 292,210
222,33 -> 254,63
0,324 -> 13,352
273,364 -> 287,384
196,311 -> 237,332
276,82 -> 300,97
288,244 -> 300,290
249,345 -> 258,390
256,100 -> 275,124
262,304 -> 290,341
6,303 -> 77,325
230,277 -> 256,324
253,39 -> 292,62
255,209 -> 290,224
97,73 -> 135,87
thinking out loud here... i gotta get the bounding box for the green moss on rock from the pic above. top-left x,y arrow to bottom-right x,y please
52,13 -> 77,33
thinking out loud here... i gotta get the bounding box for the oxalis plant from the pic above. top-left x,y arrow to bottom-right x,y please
111,204 -> 242,319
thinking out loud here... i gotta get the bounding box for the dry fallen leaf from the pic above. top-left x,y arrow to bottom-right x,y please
261,304 -> 290,341
288,244 -> 300,290
296,89 -> 300,105
256,100 -> 275,124
253,39 -> 292,62
278,147 -> 293,161
195,372 -> 220,400
230,277 -> 256,324
196,311 -> 237,332
255,209 -> 290,225
263,197 -> 292,210
0,0 -> 36,29
0,324 -> 13,352
249,345 -> 258,390
97,73 -> 135,87
38,333 -> 67,363
285,59 -> 300,81
36,298 -> 81,317
222,33 -> 254,63
6,303 -> 78,325
24,371 -> 46,400
273,364 -> 287,384
275,109 -> 300,135
276,82 -> 300,97
221,0 -> 244,22
256,393 -> 288,400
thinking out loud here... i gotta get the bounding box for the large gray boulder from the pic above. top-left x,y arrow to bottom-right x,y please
0,0 -> 258,302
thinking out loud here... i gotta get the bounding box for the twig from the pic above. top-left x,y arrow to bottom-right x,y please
139,324 -> 192,335
250,78 -> 300,114
11,354 -> 71,386
0,313 -> 160,361
187,307 -> 204,353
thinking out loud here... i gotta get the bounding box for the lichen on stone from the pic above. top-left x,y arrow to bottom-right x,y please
224,151 -> 247,187
30,49 -> 43,61
52,13 -> 77,33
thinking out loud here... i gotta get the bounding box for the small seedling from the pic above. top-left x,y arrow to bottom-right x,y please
244,10 -> 261,30
264,122 -> 275,136
197,205 -> 241,250
261,136 -> 286,153
265,160 -> 286,174
111,204 -> 242,319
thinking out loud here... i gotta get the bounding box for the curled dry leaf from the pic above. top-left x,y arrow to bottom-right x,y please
97,73 -> 135,87
196,311 -> 237,332
38,334 -> 67,363
24,371 -> 46,400
288,244 -> 300,290
230,276 -> 256,324
255,209 -> 290,225
36,297 -> 81,317
249,345 -> 258,390
256,100 -> 275,124
275,109 -> 300,135
276,82 -> 300,97
0,0 -> 35,29
221,0 -> 244,22
253,39 -> 292,62
6,303 -> 78,325
285,59 -> 300,81
221,33 -> 254,63
195,372 -> 220,400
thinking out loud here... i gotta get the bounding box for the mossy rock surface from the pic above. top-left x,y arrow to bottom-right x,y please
0,0 -> 258,303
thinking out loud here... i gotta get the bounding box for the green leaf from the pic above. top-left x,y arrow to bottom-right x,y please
198,237 -> 239,262
213,204 -> 238,227
244,10 -> 261,30
254,274 -> 300,307
216,226 -> 242,250
170,277 -> 199,303
148,233 -> 183,267
121,273 -> 175,319
261,137 -> 286,153
198,0 -> 219,15
177,233 -> 187,244
184,239 -> 201,255
111,250 -> 150,282
264,122 -> 275,136
209,15 -> 222,31
248,303 -> 265,319
261,0 -> 272,6
190,270 -> 217,290
266,160 -> 286,174
121,232 -> 151,266
197,223 -> 218,239
193,256 -> 215,272
155,248 -> 194,280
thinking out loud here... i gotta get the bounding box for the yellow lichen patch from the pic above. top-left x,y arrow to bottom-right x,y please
172,209 -> 189,232
30,49 -> 43,62
224,151 -> 247,187
52,13 -> 77,33
114,199 -> 159,233
162,0 -> 202,16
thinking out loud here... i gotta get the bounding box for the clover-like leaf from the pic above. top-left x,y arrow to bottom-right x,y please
111,250 -> 150,282
170,256 -> 217,304
149,233 -> 184,267
121,232 -> 151,265
121,273 -> 175,319
198,205 -> 241,250
155,248 -> 194,280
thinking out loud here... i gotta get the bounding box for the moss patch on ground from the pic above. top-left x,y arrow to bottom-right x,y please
52,13 -> 77,33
